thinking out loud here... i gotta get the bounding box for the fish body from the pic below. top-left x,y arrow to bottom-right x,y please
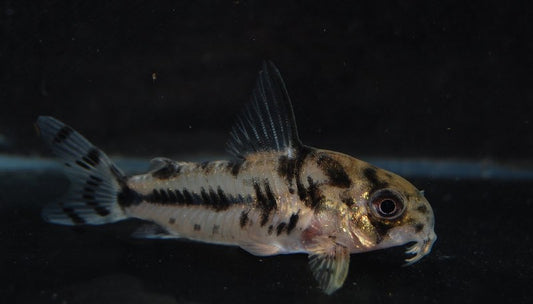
36,62 -> 436,294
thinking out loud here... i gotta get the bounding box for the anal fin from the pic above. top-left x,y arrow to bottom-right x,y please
240,241 -> 281,256
132,224 -> 180,239
309,246 -> 350,295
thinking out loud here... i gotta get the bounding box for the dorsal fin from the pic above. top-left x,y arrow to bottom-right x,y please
226,61 -> 302,159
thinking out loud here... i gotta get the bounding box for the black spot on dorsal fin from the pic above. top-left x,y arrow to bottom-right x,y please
226,61 -> 303,159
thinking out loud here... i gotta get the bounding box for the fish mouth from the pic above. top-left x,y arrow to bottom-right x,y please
403,231 -> 437,266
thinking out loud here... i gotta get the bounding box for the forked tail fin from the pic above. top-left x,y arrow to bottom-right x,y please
36,116 -> 128,225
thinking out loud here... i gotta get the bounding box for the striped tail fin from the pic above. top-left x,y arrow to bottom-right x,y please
36,116 -> 129,225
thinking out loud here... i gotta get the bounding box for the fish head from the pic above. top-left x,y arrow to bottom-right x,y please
314,152 -> 437,265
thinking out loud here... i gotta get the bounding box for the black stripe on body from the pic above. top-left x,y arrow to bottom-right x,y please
253,181 -> 277,226
286,211 -> 300,234
276,222 -> 287,235
316,154 -> 352,188
53,126 -> 74,144
240,210 -> 249,228
144,186 -> 251,211
118,185 -> 143,207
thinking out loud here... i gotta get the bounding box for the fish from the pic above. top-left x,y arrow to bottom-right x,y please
36,61 -> 436,294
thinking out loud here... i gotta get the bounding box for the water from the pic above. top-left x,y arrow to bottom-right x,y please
2,1 -> 531,302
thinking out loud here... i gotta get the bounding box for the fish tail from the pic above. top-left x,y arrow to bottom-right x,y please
36,116 -> 129,225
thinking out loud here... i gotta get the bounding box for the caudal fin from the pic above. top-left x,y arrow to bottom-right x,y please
36,116 -> 128,225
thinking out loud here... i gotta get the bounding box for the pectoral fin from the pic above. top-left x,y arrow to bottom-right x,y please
308,246 -> 350,295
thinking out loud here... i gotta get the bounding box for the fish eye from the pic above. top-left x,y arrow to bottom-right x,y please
369,189 -> 405,219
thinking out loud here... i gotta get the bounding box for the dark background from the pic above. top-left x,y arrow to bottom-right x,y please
1,0 -> 532,159
1,1 -> 532,304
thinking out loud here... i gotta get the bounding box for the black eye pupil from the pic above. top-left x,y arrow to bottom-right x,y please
380,199 -> 397,214
368,189 -> 405,219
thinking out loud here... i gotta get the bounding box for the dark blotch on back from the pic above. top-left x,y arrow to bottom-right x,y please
228,161 -> 243,177
277,146 -> 313,187
194,224 -> 201,231
316,154 -> 352,188
200,161 -> 215,174
363,166 -> 389,191
305,176 -> 324,209
278,155 -> 296,185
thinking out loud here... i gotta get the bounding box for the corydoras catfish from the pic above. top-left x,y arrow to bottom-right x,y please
36,62 -> 436,294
